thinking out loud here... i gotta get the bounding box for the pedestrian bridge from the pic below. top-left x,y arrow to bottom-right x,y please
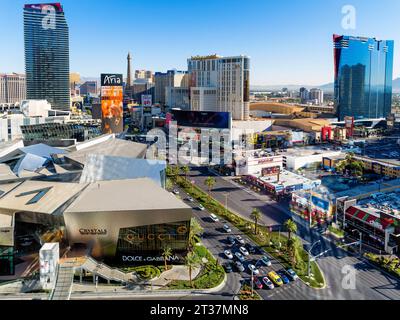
49,256 -> 136,300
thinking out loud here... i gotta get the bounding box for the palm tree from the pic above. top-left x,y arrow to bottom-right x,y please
185,251 -> 200,288
162,246 -> 173,271
189,218 -> 204,249
182,165 -> 190,180
286,237 -> 298,266
173,165 -> 181,177
284,219 -> 297,240
250,208 -> 262,235
165,178 -> 173,191
204,176 -> 216,197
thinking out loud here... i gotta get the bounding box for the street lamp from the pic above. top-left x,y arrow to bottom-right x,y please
352,229 -> 362,256
224,192 -> 229,215
308,240 -> 321,278
250,258 -> 264,297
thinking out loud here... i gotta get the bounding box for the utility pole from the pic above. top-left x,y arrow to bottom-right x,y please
308,240 -> 321,278
224,192 -> 229,215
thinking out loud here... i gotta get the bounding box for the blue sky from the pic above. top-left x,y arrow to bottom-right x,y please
0,0 -> 399,85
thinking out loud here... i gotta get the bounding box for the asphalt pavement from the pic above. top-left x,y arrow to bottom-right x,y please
183,166 -> 400,300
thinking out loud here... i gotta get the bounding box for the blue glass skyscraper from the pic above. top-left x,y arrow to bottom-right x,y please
24,3 -> 70,111
333,35 -> 394,121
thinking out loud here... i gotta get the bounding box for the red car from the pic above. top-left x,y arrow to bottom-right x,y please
252,276 -> 263,290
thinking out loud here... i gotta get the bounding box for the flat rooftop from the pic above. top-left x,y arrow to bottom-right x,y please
280,146 -> 343,158
0,180 -> 87,214
65,138 -> 147,165
259,170 -> 319,188
65,178 -> 191,213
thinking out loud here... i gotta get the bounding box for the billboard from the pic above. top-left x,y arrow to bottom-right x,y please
101,74 -> 123,134
311,196 -> 329,211
344,116 -> 354,138
24,3 -> 63,12
141,95 -> 152,107
171,110 -> 231,129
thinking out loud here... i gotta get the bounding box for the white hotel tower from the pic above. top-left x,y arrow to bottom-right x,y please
187,54 -> 250,120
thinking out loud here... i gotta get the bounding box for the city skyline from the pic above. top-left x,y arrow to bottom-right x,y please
0,0 -> 399,86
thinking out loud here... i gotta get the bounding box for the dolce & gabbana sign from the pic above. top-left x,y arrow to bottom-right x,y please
79,228 -> 107,235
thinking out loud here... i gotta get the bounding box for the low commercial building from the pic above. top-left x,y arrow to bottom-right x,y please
281,147 -> 343,171
353,156 -> 400,178
243,169 -> 320,196
336,192 -> 400,254
0,178 -> 192,275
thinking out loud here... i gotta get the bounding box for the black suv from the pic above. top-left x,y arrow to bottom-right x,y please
223,262 -> 233,273
245,243 -> 256,254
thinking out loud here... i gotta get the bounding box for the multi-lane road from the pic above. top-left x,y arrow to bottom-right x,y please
180,166 -> 400,300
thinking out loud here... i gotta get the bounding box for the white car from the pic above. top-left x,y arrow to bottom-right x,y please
186,197 -> 194,202
236,235 -> 245,244
173,189 -> 180,195
239,246 -> 249,256
235,251 -> 245,262
224,250 -> 234,259
210,214 -> 219,222
262,277 -> 275,290
247,264 -> 260,275
223,224 -> 232,233
198,204 -> 205,211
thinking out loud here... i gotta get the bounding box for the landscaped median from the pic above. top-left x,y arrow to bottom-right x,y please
163,244 -> 225,290
169,172 -> 325,289
364,253 -> 400,279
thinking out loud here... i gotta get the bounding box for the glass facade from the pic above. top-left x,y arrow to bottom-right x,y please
115,221 -> 190,264
334,35 -> 394,121
24,4 -> 70,111
0,247 -> 14,276
21,123 -> 101,142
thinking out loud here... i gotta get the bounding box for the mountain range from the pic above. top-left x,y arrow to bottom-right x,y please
250,78 -> 400,93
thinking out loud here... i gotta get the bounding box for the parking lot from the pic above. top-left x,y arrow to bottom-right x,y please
172,185 -> 308,300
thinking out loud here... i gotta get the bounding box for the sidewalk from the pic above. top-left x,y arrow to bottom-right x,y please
150,265 -> 201,288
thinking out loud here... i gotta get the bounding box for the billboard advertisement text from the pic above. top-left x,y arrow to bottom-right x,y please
101,74 -> 123,134
171,110 -> 231,129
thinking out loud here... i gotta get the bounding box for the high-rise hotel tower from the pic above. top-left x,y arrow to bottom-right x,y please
24,3 -> 70,111
333,35 -> 394,120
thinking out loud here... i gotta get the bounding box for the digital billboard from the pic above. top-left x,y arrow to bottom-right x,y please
141,95 -> 152,107
101,74 -> 123,134
171,110 -> 231,129
24,3 -> 63,12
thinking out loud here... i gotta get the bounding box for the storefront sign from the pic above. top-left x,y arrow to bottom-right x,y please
122,255 -> 180,263
79,228 -> 107,235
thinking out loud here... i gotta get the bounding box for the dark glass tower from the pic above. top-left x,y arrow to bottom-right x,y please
334,35 -> 394,121
24,3 -> 70,111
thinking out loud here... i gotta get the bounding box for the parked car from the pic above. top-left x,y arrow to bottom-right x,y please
173,189 -> 180,195
235,252 -> 246,262
186,196 -> 194,202
252,277 -> 263,289
285,268 -> 299,281
235,261 -> 245,272
227,236 -> 236,245
261,255 -> 272,267
247,264 -> 260,275
277,270 -> 290,284
268,271 -> 283,286
245,243 -> 256,254
198,204 -> 205,211
224,250 -> 234,259
239,246 -> 249,256
262,277 -> 275,290
223,262 -> 233,273
210,213 -> 219,222
223,224 -> 232,233
236,235 -> 245,244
